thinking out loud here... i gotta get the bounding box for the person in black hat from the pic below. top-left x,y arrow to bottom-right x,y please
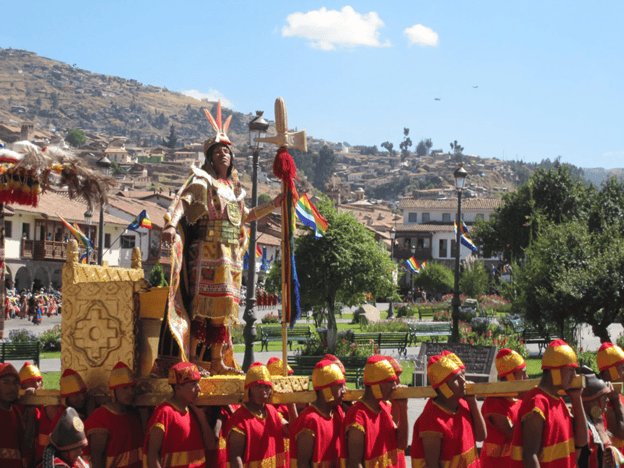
38,407 -> 88,468
577,366 -> 623,468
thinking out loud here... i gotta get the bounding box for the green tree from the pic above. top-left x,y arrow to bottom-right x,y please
413,262 -> 454,296
289,148 -> 319,182
514,220 -> 624,343
258,193 -> 272,205
399,128 -> 412,160
111,161 -> 128,175
313,145 -> 336,190
148,264 -> 169,287
474,163 -> 592,263
295,198 -> 395,349
450,140 -> 464,162
381,141 -> 395,156
459,261 -> 489,297
416,138 -> 432,157
164,124 -> 178,149
66,129 -> 86,147
264,260 -> 282,295
510,177 -> 624,342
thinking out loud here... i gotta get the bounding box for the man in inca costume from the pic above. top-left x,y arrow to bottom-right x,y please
160,101 -> 283,375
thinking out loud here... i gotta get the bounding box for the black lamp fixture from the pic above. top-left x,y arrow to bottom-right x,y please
242,111 -> 270,371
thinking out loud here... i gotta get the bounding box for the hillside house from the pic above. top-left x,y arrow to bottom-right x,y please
395,197 -> 502,268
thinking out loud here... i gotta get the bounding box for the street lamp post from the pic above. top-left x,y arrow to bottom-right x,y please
388,227 -> 396,319
242,111 -> 269,372
96,158 -> 112,266
451,164 -> 468,342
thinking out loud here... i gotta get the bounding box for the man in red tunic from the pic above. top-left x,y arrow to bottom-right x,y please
144,361 -> 215,468
510,339 -> 588,468
85,361 -> 144,468
267,357 -> 298,466
35,368 -> 88,465
227,362 -> 288,468
344,355 -> 408,468
411,352 -> 486,468
290,358 -> 346,468
0,363 -> 25,468
481,348 -> 528,468
597,342 -> 624,453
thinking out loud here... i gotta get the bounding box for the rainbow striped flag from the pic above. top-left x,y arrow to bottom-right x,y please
405,256 -> 420,273
454,221 -> 478,252
127,210 -> 152,230
295,194 -> 328,239
59,216 -> 93,250
421,261 -> 427,269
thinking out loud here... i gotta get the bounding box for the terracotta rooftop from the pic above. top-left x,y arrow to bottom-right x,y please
106,195 -> 168,229
13,191 -> 128,226
398,198 -> 502,210
256,232 -> 281,247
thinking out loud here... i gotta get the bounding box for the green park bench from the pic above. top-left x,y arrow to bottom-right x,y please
510,319 -> 560,355
288,355 -> 368,388
348,332 -> 409,357
0,342 -> 41,367
260,326 -> 316,352
408,322 -> 452,344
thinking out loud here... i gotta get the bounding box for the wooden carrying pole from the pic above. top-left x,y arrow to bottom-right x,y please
280,180 -> 288,377
18,376 -> 599,407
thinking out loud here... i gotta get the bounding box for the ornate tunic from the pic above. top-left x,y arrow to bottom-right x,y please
343,400 -> 400,468
35,405 -> 65,464
607,394 -> 624,451
510,387 -> 576,468
290,404 -> 345,468
84,405 -> 143,468
144,402 -> 206,468
411,398 -> 480,468
480,397 -> 519,468
0,405 -> 24,468
226,404 -> 287,468
164,166 -> 276,364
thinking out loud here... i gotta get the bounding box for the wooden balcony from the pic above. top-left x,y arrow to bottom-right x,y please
393,247 -> 432,260
21,239 -> 97,262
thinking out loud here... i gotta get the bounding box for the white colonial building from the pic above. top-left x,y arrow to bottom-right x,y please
395,197 -> 502,268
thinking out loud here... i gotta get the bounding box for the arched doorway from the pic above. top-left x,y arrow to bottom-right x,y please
33,267 -> 50,291
15,267 -> 32,292
4,266 -> 13,290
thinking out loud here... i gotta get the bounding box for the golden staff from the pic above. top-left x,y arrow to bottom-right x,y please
254,98 -> 307,376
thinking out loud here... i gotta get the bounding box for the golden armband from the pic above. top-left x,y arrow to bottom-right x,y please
247,200 -> 277,223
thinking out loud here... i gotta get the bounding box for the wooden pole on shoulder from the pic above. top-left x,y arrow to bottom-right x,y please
280,180 -> 288,376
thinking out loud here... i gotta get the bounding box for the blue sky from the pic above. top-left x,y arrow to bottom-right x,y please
2,1 -> 623,168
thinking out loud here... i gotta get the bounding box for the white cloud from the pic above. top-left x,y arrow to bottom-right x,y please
181,89 -> 233,109
404,24 -> 439,47
604,151 -> 624,157
282,6 -> 390,50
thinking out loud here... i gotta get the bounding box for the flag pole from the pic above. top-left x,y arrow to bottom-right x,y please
102,229 -> 127,257
280,180 -> 288,377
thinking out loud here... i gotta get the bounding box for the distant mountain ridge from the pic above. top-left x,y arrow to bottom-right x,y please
0,47 -> 256,147
1,47 -> 613,196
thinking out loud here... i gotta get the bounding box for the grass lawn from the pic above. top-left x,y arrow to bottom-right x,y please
42,371 -> 61,389
41,350 -> 61,360
525,356 -> 543,379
